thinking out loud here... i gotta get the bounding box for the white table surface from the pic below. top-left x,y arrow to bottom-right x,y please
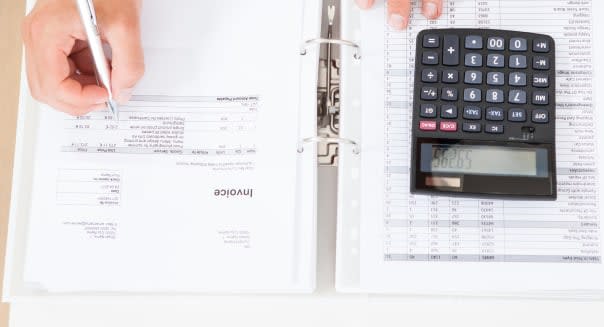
7,167 -> 604,326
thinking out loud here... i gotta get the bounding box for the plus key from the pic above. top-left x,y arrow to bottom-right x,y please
443,35 -> 460,66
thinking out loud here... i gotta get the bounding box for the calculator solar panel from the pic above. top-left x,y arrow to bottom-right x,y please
411,29 -> 556,199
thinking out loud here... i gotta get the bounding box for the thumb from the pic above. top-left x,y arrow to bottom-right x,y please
103,15 -> 145,103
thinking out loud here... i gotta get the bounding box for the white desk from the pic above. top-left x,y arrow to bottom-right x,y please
7,168 -> 604,327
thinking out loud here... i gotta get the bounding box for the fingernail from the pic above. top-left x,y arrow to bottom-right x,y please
423,2 -> 439,19
116,88 -> 134,105
388,14 -> 407,30
95,98 -> 108,105
355,0 -> 371,9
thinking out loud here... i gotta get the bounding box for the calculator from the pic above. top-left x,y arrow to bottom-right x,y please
411,29 -> 556,199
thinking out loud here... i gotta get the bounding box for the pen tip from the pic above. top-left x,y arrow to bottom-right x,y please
107,99 -> 119,120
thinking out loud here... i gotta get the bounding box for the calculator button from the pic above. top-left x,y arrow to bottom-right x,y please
464,70 -> 482,84
532,91 -> 549,105
487,37 -> 505,50
463,106 -> 482,120
422,52 -> 439,65
465,53 -> 482,67
508,108 -> 527,122
533,56 -> 550,70
510,38 -> 528,51
465,35 -> 483,49
486,72 -> 504,86
533,39 -> 550,53
486,89 -> 504,103
443,35 -> 460,66
462,122 -> 482,133
441,105 -> 458,119
533,73 -> 549,87
509,55 -> 527,68
422,69 -> 438,83
486,54 -> 505,68
421,87 -> 438,100
509,72 -> 527,86
532,109 -> 549,123
441,87 -> 458,101
486,107 -> 505,121
509,90 -> 527,104
423,34 -> 439,48
464,88 -> 482,102
442,70 -> 459,83
439,121 -> 458,132
420,120 -> 438,131
486,124 -> 504,134
420,104 -> 437,118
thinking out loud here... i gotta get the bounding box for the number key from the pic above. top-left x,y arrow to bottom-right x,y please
464,70 -> 482,84
487,37 -> 505,50
509,90 -> 527,104
464,88 -> 482,102
486,89 -> 504,103
509,55 -> 527,68
487,72 -> 504,86
509,72 -> 526,86
510,37 -> 528,51
465,53 -> 482,67
487,54 -> 504,68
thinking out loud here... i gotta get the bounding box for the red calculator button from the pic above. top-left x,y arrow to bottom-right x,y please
419,120 -> 437,131
440,121 -> 458,132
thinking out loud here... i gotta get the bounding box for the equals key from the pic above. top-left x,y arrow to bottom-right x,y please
443,35 -> 459,66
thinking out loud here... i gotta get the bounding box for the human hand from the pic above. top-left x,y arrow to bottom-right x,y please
356,0 -> 443,29
22,0 -> 145,116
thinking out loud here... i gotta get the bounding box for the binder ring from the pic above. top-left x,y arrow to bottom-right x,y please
300,38 -> 362,60
297,136 -> 360,155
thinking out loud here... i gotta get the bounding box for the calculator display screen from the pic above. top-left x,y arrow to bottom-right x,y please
420,144 -> 549,177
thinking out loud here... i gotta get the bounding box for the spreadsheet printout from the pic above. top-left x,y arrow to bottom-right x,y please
359,0 -> 604,293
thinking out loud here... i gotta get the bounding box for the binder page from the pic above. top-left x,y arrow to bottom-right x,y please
358,0 -> 604,293
22,0 -> 317,293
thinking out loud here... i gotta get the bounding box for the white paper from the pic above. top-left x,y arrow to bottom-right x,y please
359,0 -> 604,294
22,0 -> 317,293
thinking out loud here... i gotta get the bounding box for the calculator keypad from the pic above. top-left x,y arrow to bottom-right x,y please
413,29 -> 555,144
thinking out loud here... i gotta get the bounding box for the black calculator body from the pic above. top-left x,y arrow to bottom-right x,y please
411,29 -> 556,199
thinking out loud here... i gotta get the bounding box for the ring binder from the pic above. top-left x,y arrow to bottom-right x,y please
300,38 -> 362,60
297,136 -> 360,155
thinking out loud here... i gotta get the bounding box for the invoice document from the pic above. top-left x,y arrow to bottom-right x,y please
21,0 -> 318,293
359,0 -> 604,294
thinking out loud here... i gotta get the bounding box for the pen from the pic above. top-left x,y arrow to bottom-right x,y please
75,0 -> 119,119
